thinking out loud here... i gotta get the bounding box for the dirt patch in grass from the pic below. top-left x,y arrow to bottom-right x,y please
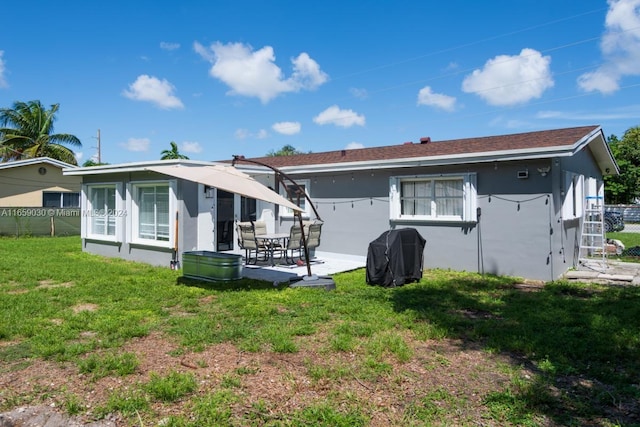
37,280 -> 74,289
0,331 -> 524,426
2,330 -> 639,426
72,304 -> 98,314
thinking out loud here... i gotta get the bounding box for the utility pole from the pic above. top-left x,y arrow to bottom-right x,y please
96,129 -> 101,164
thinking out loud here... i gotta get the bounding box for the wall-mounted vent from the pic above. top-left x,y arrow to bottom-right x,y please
517,170 -> 529,179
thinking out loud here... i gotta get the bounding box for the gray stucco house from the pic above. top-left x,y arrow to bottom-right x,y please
64,125 -> 617,282
232,125 -> 618,281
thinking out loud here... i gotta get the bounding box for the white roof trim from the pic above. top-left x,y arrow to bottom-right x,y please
0,157 -> 78,171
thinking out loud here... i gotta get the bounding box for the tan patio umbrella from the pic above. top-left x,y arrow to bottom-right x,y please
145,164 -> 302,212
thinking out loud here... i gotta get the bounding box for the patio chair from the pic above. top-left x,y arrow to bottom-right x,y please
236,221 -> 268,265
252,220 -> 267,236
302,221 -> 323,261
283,224 -> 304,264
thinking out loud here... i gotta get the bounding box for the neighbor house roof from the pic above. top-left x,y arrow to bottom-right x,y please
0,157 -> 78,171
232,126 -> 618,176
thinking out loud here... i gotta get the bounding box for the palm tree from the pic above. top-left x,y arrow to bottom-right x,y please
160,141 -> 189,160
0,100 -> 82,165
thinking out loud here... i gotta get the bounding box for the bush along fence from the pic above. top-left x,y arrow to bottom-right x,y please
0,207 -> 80,237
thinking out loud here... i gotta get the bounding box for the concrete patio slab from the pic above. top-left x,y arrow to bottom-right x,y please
240,251 -> 366,285
566,259 -> 640,285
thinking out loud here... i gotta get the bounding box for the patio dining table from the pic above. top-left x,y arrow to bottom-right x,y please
256,233 -> 289,266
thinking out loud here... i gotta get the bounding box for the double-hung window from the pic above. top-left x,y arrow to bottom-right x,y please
390,173 -> 477,222
88,185 -> 116,236
83,184 -> 122,241
280,180 -> 310,218
130,181 -> 174,245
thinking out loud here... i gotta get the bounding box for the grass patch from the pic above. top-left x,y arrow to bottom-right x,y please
77,351 -> 139,380
145,370 -> 198,402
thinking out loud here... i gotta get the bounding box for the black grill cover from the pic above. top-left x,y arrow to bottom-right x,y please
366,228 -> 426,287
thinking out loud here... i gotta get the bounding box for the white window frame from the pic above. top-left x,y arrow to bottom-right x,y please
562,172 -> 584,220
390,173 -> 477,223
279,179 -> 311,218
127,180 -> 177,248
82,183 -> 124,242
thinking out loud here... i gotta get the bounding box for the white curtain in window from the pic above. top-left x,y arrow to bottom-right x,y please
401,181 -> 432,216
106,188 -> 116,235
435,179 -> 463,217
90,188 -> 105,235
156,186 -> 170,241
139,187 -> 156,239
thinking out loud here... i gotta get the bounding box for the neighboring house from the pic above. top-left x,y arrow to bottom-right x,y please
0,157 -> 80,207
231,125 -> 618,281
62,160 -> 300,267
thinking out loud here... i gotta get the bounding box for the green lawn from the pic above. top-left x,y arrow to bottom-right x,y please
1,236 -> 639,426
607,231 -> 640,261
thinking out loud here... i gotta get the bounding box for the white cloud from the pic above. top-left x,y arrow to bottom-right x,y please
121,137 -> 150,152
234,128 -> 269,139
462,48 -> 553,106
0,51 -> 7,88
444,62 -> 459,72
345,142 -> 365,149
181,141 -> 202,153
313,105 -> 366,128
417,86 -> 457,111
272,121 -> 301,135
193,41 -> 328,103
235,128 -> 250,140
578,0 -> 640,94
349,87 -> 368,99
160,42 -> 180,51
122,75 -> 184,109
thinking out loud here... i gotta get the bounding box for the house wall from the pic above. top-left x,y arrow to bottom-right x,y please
555,149 -> 605,270
282,158 -> 570,281
0,163 -> 81,207
81,172 -> 192,268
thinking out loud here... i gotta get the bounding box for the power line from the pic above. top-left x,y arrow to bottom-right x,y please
332,7 -> 608,82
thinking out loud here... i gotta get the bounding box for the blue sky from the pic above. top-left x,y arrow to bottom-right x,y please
1,0 -> 640,165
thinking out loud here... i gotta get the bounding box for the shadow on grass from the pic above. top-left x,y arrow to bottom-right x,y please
176,276 -> 283,292
390,274 -> 640,425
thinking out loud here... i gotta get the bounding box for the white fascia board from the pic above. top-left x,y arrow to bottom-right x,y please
276,146 -> 578,175
0,157 -> 77,171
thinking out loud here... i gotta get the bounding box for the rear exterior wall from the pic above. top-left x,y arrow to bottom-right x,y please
280,158 -> 572,281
